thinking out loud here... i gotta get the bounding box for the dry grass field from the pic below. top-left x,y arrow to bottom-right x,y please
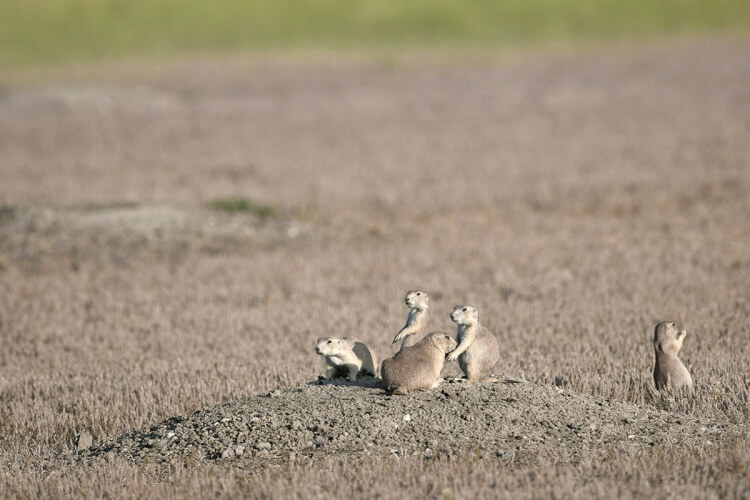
1,37 -> 749,498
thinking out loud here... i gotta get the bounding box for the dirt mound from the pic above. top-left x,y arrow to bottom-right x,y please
84,378 -> 736,467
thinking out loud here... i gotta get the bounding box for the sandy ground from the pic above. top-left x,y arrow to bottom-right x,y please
1,37 -> 749,498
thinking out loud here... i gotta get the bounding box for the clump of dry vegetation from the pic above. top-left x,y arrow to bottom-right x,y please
209,197 -> 277,218
1,38 -> 749,498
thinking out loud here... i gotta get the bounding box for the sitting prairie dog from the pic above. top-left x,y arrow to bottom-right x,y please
381,331 -> 457,395
315,336 -> 377,381
392,290 -> 429,351
447,305 -> 500,382
653,321 -> 693,391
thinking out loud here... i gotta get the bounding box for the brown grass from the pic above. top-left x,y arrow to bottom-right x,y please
1,37 -> 750,498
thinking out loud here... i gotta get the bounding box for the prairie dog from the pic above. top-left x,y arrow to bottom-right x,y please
447,305 -> 500,382
381,331 -> 457,395
392,290 -> 429,350
653,322 -> 693,391
315,336 -> 377,381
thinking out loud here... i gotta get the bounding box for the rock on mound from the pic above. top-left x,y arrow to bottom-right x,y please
86,378 -> 732,465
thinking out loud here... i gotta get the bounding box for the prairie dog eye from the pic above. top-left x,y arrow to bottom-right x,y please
416,292 -> 421,296
327,340 -> 332,344
462,307 -> 467,312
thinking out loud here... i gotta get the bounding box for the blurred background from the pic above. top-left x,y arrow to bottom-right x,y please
1,0 -> 749,69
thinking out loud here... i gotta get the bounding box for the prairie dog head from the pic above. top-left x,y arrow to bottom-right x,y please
451,305 -> 479,325
428,331 -> 458,353
315,337 -> 352,356
653,322 -> 687,356
405,290 -> 429,310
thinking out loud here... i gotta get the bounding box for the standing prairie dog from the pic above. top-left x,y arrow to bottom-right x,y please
653,322 -> 693,391
392,290 -> 429,351
315,336 -> 377,381
447,305 -> 500,382
381,331 -> 457,395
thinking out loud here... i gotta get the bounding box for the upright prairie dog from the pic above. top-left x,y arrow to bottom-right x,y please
381,331 -> 457,395
447,305 -> 500,382
315,336 -> 377,381
653,321 -> 693,391
392,290 -> 429,350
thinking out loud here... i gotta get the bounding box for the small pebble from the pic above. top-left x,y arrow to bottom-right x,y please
76,431 -> 93,451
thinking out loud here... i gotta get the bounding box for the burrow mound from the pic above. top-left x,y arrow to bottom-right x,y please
84,377 -> 736,466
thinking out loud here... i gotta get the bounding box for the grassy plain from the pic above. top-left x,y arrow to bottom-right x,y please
2,0 -> 750,68
0,8 -> 749,497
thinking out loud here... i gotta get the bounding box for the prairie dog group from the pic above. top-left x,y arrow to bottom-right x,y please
313,290 -> 695,398
381,294 -> 502,393
653,321 -> 693,391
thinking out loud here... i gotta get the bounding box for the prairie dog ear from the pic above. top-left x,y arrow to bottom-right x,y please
429,334 -> 441,350
340,337 -> 355,348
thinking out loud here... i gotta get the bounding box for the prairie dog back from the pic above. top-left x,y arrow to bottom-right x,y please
381,331 -> 456,394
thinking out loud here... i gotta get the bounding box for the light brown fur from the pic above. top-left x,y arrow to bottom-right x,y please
315,336 -> 378,381
448,305 -> 500,382
392,290 -> 430,351
653,321 -> 693,391
381,331 -> 457,395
